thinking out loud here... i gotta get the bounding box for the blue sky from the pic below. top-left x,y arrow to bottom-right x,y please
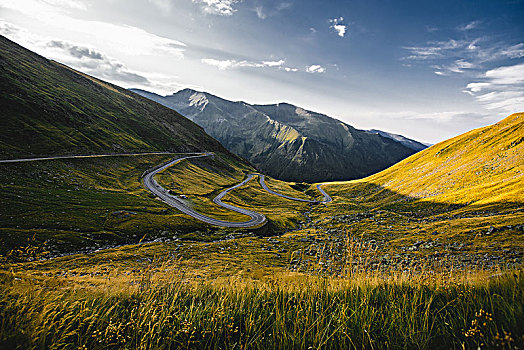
0,0 -> 523,143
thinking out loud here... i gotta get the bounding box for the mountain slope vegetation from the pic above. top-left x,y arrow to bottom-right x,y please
131,88 -> 423,182
0,35 -> 237,160
327,112 -> 524,209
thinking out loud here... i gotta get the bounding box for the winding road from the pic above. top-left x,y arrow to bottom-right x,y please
143,154 -> 267,228
143,153 -> 331,228
0,151 -> 332,228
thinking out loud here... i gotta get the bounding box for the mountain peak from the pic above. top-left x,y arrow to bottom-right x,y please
132,87 -> 422,182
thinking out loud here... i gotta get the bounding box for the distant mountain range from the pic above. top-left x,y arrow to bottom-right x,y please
131,88 -> 426,182
0,36 -> 239,162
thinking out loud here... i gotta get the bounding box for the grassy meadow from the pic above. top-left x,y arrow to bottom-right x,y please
1,252 -> 523,349
1,115 -> 523,348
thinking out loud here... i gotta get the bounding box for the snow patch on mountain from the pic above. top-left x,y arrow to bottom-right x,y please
189,92 -> 209,110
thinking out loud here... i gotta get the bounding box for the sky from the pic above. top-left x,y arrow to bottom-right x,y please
0,0 -> 523,143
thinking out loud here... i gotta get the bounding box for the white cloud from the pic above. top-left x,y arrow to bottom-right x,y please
306,64 -> 325,73
457,20 -> 481,31
464,63 -> 524,112
498,43 -> 524,59
403,39 -> 466,60
193,0 -> 239,16
464,82 -> 490,93
201,58 -> 289,70
0,0 -> 186,58
444,59 -> 474,73
403,35 -> 524,78
253,2 -> 292,19
262,59 -> 285,67
0,20 -> 184,95
407,31 -> 524,112
405,38 -> 524,64
333,25 -> 347,37
329,17 -> 347,37
485,63 -> 524,85
201,58 -> 236,70
201,57 -> 304,73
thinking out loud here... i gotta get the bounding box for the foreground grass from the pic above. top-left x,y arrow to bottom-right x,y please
0,265 -> 522,349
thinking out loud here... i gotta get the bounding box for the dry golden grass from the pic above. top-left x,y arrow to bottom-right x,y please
1,250 -> 523,349
324,113 -> 524,207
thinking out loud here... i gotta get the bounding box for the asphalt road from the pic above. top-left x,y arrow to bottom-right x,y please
1,151 -> 332,228
0,152 -> 174,163
142,155 -> 334,227
142,153 -> 267,228
315,183 -> 333,203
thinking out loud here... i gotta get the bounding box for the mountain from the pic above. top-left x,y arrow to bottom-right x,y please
130,88 -> 423,182
332,113 -> 524,208
0,36 -> 238,161
366,129 -> 427,151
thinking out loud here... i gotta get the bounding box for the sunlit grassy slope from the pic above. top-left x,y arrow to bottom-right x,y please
325,113 -> 524,208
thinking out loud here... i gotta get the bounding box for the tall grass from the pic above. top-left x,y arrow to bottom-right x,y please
1,267 -> 522,349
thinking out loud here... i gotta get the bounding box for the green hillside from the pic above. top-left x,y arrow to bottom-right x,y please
0,35 -> 236,159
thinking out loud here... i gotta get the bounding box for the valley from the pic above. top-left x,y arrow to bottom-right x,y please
0,34 -> 523,349
131,88 -> 424,183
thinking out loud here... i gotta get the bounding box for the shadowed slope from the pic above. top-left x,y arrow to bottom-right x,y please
0,35 -> 240,162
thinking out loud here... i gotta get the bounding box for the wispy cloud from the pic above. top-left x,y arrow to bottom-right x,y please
201,57 -> 318,74
403,27 -> 524,113
254,6 -> 266,19
253,2 -> 292,19
457,20 -> 481,31
403,36 -> 524,76
464,63 -> 524,112
432,59 -> 474,75
329,17 -> 348,37
306,64 -> 325,73
192,0 -> 239,16
403,39 -> 466,61
201,58 -> 292,70
41,0 -> 87,10
0,20 -> 183,95
0,0 -> 186,58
